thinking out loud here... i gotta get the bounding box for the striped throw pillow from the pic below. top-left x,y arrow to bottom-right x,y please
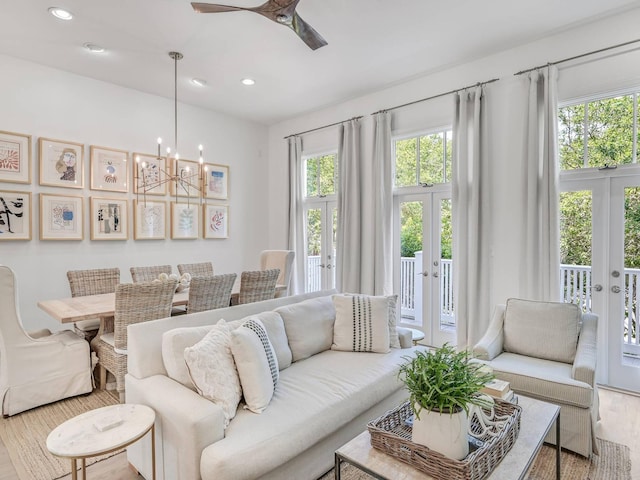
331,294 -> 391,353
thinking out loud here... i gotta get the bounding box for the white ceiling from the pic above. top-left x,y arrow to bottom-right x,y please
1,0 -> 639,125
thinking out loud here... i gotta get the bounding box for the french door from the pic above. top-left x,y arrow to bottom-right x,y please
303,201 -> 336,292
394,189 -> 454,347
560,171 -> 640,392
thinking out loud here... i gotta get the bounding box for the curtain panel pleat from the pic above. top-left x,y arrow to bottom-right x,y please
519,66 -> 561,301
336,119 -> 362,293
452,86 -> 492,348
287,136 -> 305,295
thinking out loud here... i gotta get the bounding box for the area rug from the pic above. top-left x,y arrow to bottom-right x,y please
319,438 -> 631,480
0,389 -> 121,480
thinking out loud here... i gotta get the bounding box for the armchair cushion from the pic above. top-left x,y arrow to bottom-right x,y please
503,298 -> 580,364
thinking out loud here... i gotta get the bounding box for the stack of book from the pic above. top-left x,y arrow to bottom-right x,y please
480,378 -> 515,402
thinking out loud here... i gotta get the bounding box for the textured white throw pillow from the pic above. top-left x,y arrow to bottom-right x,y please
231,318 -> 279,413
183,320 -> 242,427
331,294 -> 391,353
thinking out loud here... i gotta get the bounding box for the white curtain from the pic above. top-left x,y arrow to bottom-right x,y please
336,119 -> 362,293
519,66 -> 560,301
372,112 -> 393,295
287,136 -> 305,295
452,86 -> 492,348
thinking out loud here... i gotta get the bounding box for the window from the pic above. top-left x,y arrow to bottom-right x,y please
305,153 -> 336,197
559,93 -> 639,170
394,129 -> 452,187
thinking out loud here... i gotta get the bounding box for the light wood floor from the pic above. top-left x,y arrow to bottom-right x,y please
0,386 -> 637,480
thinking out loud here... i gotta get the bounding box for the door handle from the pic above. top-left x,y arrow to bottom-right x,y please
416,271 -> 428,277
432,271 -> 439,278
611,285 -> 621,294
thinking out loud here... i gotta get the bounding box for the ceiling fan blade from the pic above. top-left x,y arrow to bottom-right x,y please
191,3 -> 246,13
290,12 -> 327,50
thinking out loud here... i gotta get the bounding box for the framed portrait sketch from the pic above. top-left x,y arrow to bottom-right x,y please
40,194 -> 83,240
134,200 -> 166,240
171,202 -> 200,239
90,145 -> 129,193
0,130 -> 31,184
170,159 -> 200,198
90,197 -> 128,240
39,137 -> 84,188
203,204 -> 228,239
203,163 -> 229,200
0,190 -> 31,241
133,153 -> 167,196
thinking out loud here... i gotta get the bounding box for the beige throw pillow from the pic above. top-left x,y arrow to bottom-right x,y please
183,320 -> 242,427
331,294 -> 391,353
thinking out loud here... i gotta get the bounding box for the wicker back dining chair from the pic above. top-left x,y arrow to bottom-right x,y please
230,268 -> 280,306
67,268 -> 120,342
94,280 -> 177,402
177,262 -> 214,277
187,273 -> 237,314
130,265 -> 172,283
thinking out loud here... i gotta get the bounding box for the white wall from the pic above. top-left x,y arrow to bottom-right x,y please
0,54 -> 269,330
267,7 -> 640,310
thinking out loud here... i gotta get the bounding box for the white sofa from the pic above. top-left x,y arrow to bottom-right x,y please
125,289 -> 422,480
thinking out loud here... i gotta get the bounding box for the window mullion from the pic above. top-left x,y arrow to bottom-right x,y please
583,103 -> 589,168
633,93 -> 638,164
416,136 -> 421,185
442,131 -> 447,183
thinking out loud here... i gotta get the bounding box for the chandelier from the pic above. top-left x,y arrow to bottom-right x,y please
135,51 -> 206,205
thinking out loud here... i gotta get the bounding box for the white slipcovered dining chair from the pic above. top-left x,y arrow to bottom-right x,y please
260,250 -> 294,297
0,265 -> 93,416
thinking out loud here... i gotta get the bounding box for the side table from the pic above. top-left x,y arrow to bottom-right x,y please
46,403 -> 156,480
405,327 -> 425,345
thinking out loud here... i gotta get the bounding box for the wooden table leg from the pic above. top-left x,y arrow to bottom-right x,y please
71,459 -> 78,480
556,413 -> 561,480
334,452 -> 341,480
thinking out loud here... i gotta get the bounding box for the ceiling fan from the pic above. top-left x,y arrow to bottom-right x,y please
191,0 -> 327,50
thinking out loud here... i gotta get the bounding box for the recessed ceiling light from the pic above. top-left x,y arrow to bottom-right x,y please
191,78 -> 207,87
83,43 -> 105,53
241,78 -> 256,86
48,7 -> 73,20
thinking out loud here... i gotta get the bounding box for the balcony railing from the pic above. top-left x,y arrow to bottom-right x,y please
305,255 -> 639,351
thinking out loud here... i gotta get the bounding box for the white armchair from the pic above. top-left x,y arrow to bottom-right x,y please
473,298 -> 599,457
0,265 -> 93,416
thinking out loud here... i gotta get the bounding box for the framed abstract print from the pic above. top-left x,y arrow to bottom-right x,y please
90,145 -> 129,193
90,197 -> 128,240
0,190 -> 31,241
40,194 -> 83,240
134,200 -> 166,240
133,153 -> 167,196
203,163 -> 229,200
0,130 -> 31,184
203,204 -> 228,239
171,202 -> 200,239
39,138 -> 84,188
170,159 -> 200,198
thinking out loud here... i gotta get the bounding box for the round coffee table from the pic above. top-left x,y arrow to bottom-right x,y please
46,404 -> 155,480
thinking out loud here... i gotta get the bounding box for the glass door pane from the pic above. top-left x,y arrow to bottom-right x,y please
305,207 -> 322,292
399,200 -> 423,328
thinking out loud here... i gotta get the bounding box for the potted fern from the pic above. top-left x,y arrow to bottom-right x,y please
399,343 -> 494,460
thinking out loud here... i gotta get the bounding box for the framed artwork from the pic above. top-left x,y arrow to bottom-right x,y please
0,190 -> 31,241
90,145 -> 129,193
134,200 -> 166,240
170,159 -> 201,198
39,137 -> 84,188
203,163 -> 229,200
203,204 -> 228,239
0,130 -> 31,184
90,197 -> 128,240
133,153 -> 167,196
171,202 -> 200,239
40,194 -> 83,240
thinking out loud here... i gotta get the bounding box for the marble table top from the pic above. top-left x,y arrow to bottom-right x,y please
47,404 -> 155,458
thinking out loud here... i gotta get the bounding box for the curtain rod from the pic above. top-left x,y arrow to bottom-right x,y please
283,116 -> 363,140
514,36 -> 640,76
371,77 -> 500,115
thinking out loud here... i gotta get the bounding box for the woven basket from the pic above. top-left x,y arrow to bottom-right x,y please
368,399 -> 521,480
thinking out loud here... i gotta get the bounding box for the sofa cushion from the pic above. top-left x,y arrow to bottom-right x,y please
163,325 -> 216,390
183,321 -> 242,427
480,352 -> 593,408
503,298 -> 580,364
331,294 -> 390,353
275,296 -> 335,362
200,346 -> 421,480
231,319 -> 279,414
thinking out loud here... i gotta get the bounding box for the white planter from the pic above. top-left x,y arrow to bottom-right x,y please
411,406 -> 469,460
